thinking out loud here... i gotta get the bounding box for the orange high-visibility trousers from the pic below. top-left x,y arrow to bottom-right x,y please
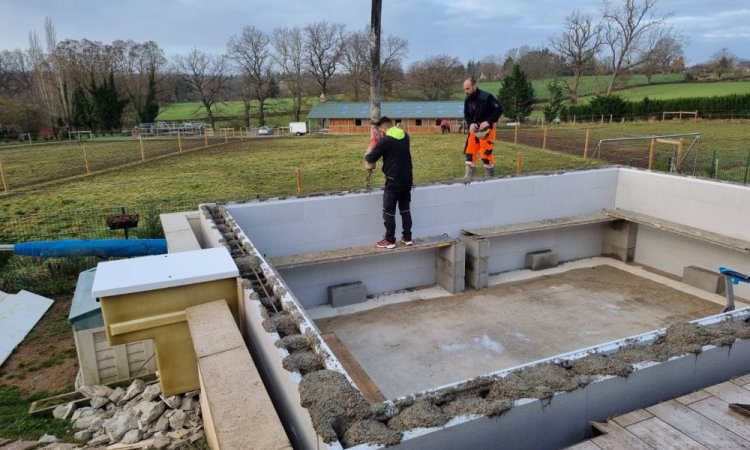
464,125 -> 496,167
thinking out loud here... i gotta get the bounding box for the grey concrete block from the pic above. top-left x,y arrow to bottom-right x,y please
525,249 -> 559,270
459,235 -> 489,289
328,281 -> 367,308
683,265 -> 725,294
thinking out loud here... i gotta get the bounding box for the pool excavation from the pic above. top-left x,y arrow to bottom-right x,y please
92,167 -> 750,449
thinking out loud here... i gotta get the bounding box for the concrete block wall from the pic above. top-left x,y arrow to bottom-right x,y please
601,220 -> 638,262
225,168 -> 620,258
486,225 -> 605,275
615,169 -> 750,241
277,250 -> 439,308
614,169 -> 750,299
634,226 -> 750,299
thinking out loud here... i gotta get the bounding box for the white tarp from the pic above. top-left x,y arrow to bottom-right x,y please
0,290 -> 54,366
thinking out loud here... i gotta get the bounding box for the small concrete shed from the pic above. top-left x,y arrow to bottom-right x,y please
69,268 -> 156,386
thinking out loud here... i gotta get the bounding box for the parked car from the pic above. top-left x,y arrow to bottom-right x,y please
258,126 -> 274,136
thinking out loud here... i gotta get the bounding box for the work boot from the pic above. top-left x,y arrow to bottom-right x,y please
485,166 -> 495,178
463,165 -> 475,182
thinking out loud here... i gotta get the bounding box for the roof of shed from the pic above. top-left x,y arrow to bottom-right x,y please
307,101 -> 464,119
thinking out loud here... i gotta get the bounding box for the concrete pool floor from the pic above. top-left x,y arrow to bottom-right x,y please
313,258 -> 742,400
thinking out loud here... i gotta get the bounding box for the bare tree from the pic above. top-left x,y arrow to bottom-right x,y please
341,27 -> 408,101
341,30 -> 370,101
119,40 -> 166,123
601,0 -> 673,94
711,47 -> 737,80
272,26 -> 306,121
407,55 -> 464,100
228,26 -> 275,126
303,21 -> 346,96
172,49 -> 229,129
639,33 -> 684,83
516,47 -> 565,79
478,55 -> 504,81
550,10 -> 602,104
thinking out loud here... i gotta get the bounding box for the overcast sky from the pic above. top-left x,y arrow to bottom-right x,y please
0,0 -> 748,66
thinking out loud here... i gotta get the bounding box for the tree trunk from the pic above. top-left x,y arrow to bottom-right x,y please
258,98 -> 266,126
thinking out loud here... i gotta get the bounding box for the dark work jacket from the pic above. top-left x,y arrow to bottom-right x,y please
365,127 -> 413,190
464,88 -> 503,126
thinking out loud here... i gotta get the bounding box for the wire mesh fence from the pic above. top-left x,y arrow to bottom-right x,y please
495,125 -> 750,182
0,200 -> 198,244
0,134 -> 245,192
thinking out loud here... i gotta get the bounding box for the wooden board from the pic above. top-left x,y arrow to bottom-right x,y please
320,331 -> 386,403
612,408 -> 653,427
565,440 -> 602,450
704,381 -> 750,404
676,389 -> 713,406
590,421 -> 654,450
626,417 -> 707,450
689,396 -> 750,442
647,400 -> 750,449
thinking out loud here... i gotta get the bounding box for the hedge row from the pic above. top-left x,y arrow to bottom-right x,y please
561,93 -> 750,120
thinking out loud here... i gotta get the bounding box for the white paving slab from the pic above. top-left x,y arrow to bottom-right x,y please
0,290 -> 54,365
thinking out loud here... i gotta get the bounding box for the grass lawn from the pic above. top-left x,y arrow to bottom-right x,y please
580,81 -> 750,103
0,134 -> 588,217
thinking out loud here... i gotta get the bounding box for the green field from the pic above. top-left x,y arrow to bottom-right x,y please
155,75 -> 750,128
0,134 -> 589,218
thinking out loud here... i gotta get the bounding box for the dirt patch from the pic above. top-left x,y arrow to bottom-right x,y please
0,296 -> 78,396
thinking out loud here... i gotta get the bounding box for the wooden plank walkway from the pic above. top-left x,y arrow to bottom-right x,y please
567,374 -> 750,449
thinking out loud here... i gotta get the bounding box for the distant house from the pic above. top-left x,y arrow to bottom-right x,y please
307,101 -> 464,134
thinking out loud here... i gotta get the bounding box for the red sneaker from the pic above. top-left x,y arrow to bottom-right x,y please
376,239 -> 396,249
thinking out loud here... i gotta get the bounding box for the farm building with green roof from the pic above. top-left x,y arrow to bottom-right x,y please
307,101 -> 465,134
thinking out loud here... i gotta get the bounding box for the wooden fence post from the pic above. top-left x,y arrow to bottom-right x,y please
178,132 -> 183,153
648,137 -> 655,170
28,133 -> 32,145
676,139 -> 684,170
542,126 -> 548,150
296,168 -> 303,195
516,152 -> 523,175
514,123 -> 519,145
0,159 -> 8,192
204,132 -> 208,148
583,129 -> 590,160
83,144 -> 90,174
139,136 -> 145,161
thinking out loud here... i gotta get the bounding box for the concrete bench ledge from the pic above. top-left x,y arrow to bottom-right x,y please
608,208 -> 750,254
269,233 -> 456,270
461,211 -> 616,239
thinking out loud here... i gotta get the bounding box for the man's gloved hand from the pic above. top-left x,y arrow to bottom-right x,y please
479,121 -> 490,130
469,123 -> 478,133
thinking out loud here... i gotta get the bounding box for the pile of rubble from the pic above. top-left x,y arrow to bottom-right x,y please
52,378 -> 204,449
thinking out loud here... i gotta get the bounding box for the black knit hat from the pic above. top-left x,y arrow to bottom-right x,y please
372,116 -> 392,126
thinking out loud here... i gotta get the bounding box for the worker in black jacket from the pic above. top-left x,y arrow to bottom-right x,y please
365,116 -> 413,249
463,77 -> 503,180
